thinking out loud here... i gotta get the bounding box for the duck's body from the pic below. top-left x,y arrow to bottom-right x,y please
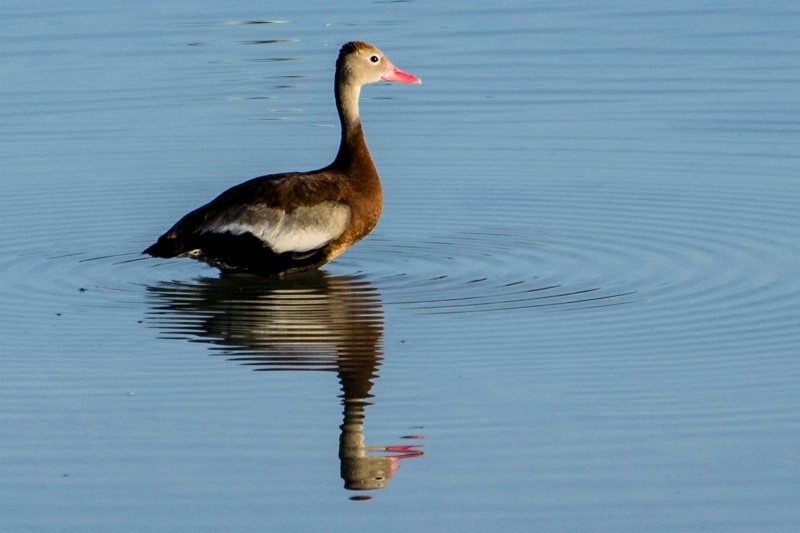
144,41 -> 419,276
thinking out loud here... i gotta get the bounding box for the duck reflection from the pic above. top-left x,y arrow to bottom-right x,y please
145,271 -> 423,494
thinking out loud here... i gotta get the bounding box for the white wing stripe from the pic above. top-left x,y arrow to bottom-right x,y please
203,201 -> 351,254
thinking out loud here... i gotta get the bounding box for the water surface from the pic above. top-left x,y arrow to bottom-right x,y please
2,1 -> 799,531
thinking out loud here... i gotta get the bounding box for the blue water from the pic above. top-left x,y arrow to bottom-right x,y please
2,1 -> 799,531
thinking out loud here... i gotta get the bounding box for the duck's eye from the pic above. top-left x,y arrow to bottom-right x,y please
369,55 -> 380,63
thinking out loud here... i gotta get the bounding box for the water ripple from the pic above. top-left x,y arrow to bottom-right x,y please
1,179 -> 797,342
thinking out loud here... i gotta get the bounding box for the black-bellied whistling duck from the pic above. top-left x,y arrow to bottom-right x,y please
144,41 -> 420,276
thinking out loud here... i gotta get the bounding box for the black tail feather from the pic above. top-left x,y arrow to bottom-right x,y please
143,237 -> 184,258
143,231 -> 329,276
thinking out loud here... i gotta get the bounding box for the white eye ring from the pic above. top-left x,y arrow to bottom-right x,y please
369,55 -> 380,63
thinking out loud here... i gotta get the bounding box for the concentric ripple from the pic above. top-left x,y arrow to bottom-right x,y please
2,178 -> 798,340
341,231 -> 639,314
317,179 -> 800,334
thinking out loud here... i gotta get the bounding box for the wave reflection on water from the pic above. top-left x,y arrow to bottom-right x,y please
3,0 -> 800,529
144,272 -> 424,496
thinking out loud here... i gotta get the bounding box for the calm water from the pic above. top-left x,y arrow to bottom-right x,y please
2,1 -> 800,531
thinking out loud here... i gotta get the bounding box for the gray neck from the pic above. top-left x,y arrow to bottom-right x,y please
333,75 -> 368,169
335,76 -> 362,139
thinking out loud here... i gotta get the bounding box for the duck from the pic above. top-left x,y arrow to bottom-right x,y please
144,41 -> 420,276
